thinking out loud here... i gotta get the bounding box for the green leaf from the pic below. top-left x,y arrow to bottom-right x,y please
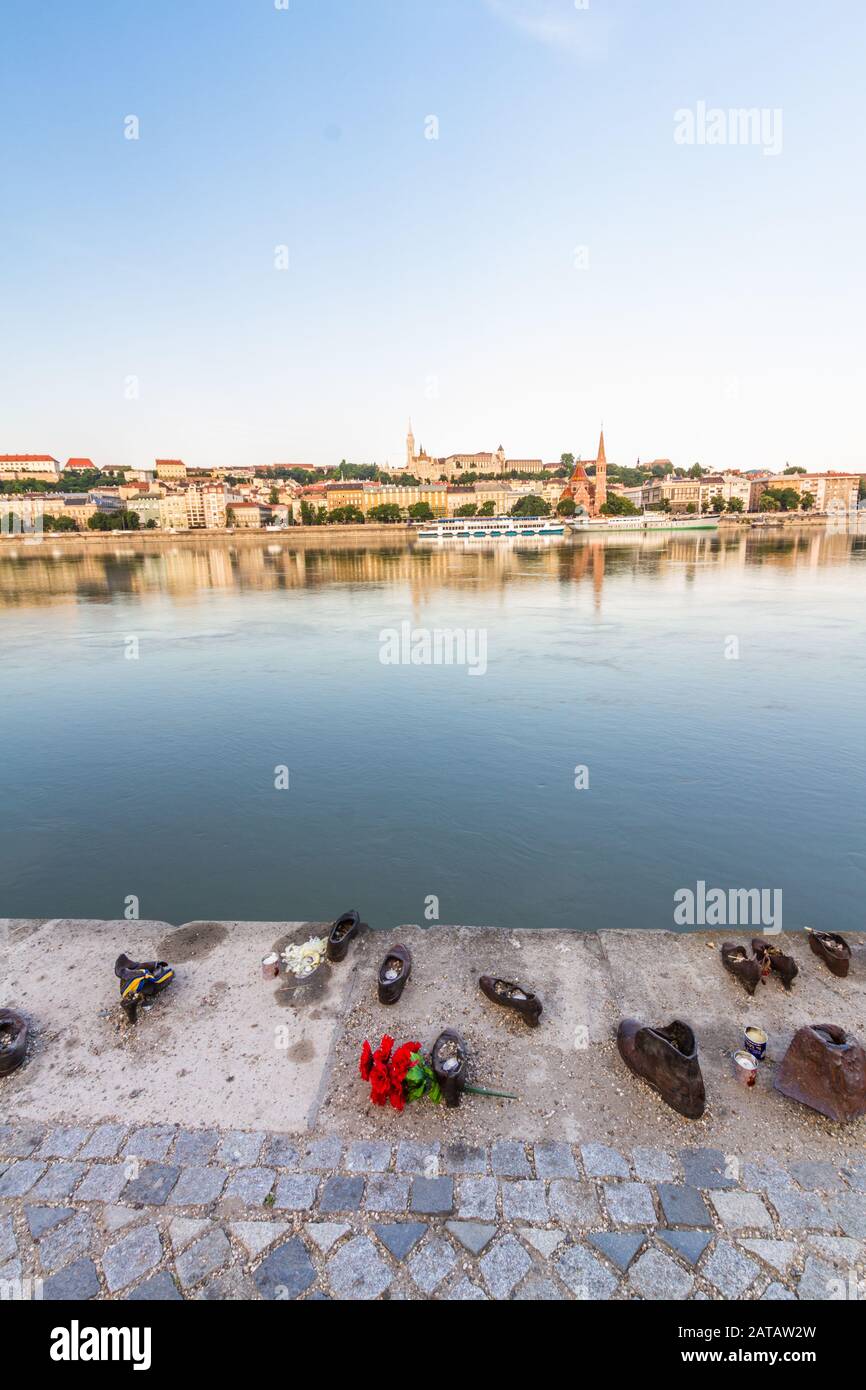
428,1080 -> 442,1105
405,1064 -> 424,1083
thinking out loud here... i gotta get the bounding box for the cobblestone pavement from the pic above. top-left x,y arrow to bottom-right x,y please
2,1119 -> 865,1301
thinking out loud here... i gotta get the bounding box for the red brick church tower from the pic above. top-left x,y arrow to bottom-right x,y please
560,429 -> 608,516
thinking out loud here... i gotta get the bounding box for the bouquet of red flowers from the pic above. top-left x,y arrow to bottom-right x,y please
358,1034 -> 516,1111
358,1035 -> 434,1110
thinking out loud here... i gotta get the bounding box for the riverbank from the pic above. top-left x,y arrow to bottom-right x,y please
3,920 -> 864,1300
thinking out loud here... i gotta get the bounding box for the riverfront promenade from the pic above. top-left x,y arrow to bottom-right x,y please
2,919 -> 865,1299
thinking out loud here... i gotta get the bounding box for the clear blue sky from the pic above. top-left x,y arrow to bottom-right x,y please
2,0 -> 864,472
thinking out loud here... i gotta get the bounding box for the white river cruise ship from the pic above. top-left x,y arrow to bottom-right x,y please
415,515 -> 567,541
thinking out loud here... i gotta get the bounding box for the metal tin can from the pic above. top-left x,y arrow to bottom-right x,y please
733,1049 -> 758,1086
261,953 -> 280,981
744,1026 -> 768,1060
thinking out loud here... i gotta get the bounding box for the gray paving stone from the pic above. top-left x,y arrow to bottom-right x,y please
0,1122 -> 44,1158
491,1139 -> 531,1178
480,1233 -> 533,1299
79,1125 -> 127,1160
798,1257 -> 844,1301
442,1141 -> 487,1174
408,1235 -> 457,1293
763,1282 -> 797,1300
842,1159 -> 866,1192
523,1227 -> 566,1259
587,1232 -> 644,1271
263,1135 -> 301,1168
742,1158 -> 794,1190
534,1141 -> 578,1179
0,1214 -> 17,1261
629,1247 -> 694,1300
373,1221 -> 427,1260
126,1271 -> 182,1301
0,1161 -> 46,1198
25,1206 -> 74,1239
255,1236 -> 317,1300
168,1166 -> 227,1206
173,1129 -> 220,1165
657,1183 -> 712,1228
327,1234 -> 392,1300
75,1164 -> 129,1203
556,1242 -> 619,1300
42,1257 -> 100,1301
320,1176 -> 365,1213
123,1126 -> 176,1161
457,1176 -> 497,1220
446,1220 -> 497,1255
502,1180 -> 549,1223
766,1187 -> 835,1232
176,1228 -> 232,1289
300,1137 -> 343,1171
223,1167 -> 275,1205
103,1225 -> 163,1293
789,1161 -> 846,1192
169,1218 -> 209,1251
364,1174 -> 410,1213
703,1240 -> 760,1297
604,1181 -> 656,1225
739,1239 -> 798,1275
445,1276 -> 488,1301
411,1176 -> 453,1215
711,1191 -> 773,1232
680,1147 -> 736,1190
39,1211 -> 95,1273
122,1164 -> 180,1206
219,1131 -> 266,1167
0,1258 -> 22,1285
231,1220 -> 291,1258
632,1147 -> 678,1183
581,1142 -> 628,1179
548,1180 -> 601,1227
396,1140 -> 441,1175
273,1174 -> 319,1211
346,1140 -> 392,1173
304,1222 -> 349,1254
514,1273 -> 567,1301
36,1126 -> 91,1159
31,1162 -> 86,1200
831,1194 -> 866,1239
657,1230 -> 712,1266
806,1236 -> 863,1267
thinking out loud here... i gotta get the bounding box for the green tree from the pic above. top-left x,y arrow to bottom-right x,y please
709,493 -> 726,513
759,492 -> 781,512
455,503 -> 478,517
800,491 -> 815,510
556,498 -> 576,517
509,495 -> 551,517
477,500 -> 495,516
600,493 -> 640,516
367,503 -> 402,523
783,466 -> 807,475
561,453 -> 575,469
688,463 -> 705,478
43,514 -> 79,532
727,497 -> 745,513
327,505 -> 365,524
87,509 -> 140,531
408,501 -> 434,521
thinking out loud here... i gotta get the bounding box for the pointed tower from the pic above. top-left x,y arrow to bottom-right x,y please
594,428 -> 607,513
406,420 -> 416,470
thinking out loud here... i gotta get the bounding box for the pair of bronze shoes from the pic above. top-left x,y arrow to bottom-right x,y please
721,939 -> 798,994
115,954 -> 175,1023
479,975 -> 542,1027
617,1018 -> 706,1120
807,930 -> 851,979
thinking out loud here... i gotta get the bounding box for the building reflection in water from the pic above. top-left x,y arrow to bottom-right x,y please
0,525 -> 863,611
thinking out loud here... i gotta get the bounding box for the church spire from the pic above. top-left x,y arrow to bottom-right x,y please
597,428 -> 606,465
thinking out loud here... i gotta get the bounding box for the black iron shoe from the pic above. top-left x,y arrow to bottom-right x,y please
377,945 -> 412,1004
432,1029 -> 468,1107
617,1018 -> 706,1120
0,1008 -> 28,1077
326,910 -> 362,963
752,939 -> 798,991
807,930 -> 851,979
479,975 -> 542,1026
720,943 -> 761,996
114,955 -> 175,1023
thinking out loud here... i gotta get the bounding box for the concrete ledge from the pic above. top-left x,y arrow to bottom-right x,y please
2,920 -> 865,1164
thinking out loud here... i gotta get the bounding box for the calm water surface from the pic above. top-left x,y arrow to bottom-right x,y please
1,527 -> 864,931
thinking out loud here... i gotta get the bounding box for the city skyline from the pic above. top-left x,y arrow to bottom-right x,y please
2,1 -> 865,473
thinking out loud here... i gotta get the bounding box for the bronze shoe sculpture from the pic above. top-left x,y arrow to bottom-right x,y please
432,1029 -> 467,1107
0,1008 -> 28,1077
377,945 -> 412,1004
115,955 -> 174,1024
617,1018 -> 706,1120
752,939 -> 798,991
479,975 -> 542,1027
326,910 -> 362,963
720,943 -> 761,996
774,1024 -> 866,1123
807,930 -> 851,979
